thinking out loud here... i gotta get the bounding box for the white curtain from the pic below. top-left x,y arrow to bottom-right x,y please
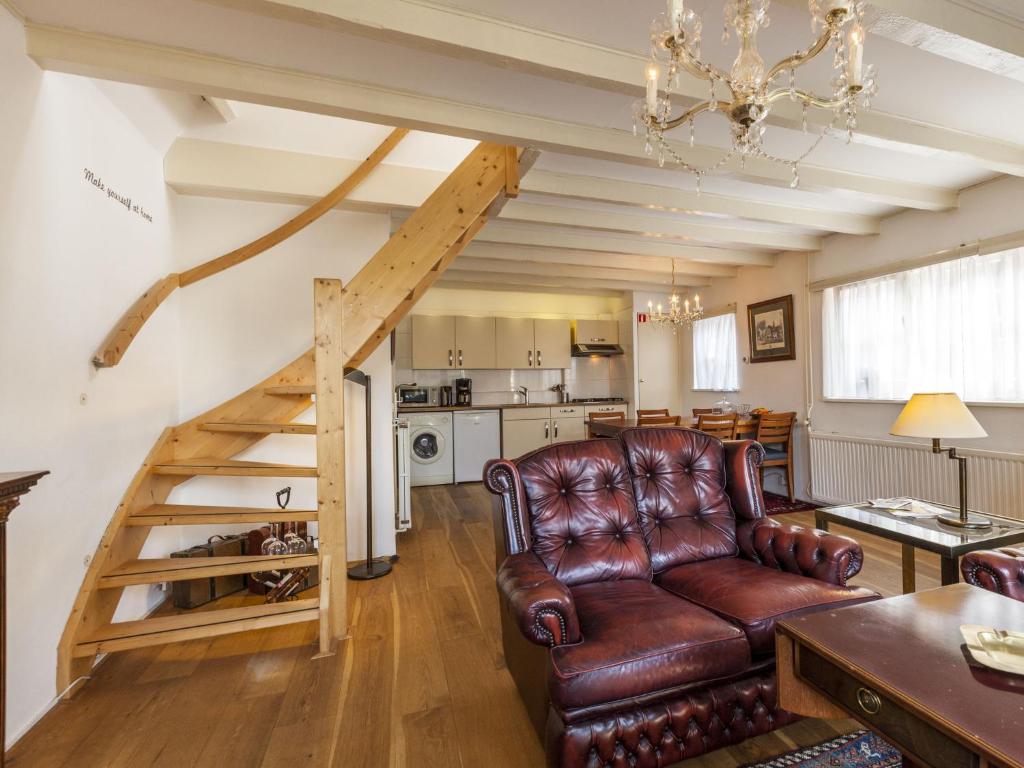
823,246 -> 1024,402
693,313 -> 739,391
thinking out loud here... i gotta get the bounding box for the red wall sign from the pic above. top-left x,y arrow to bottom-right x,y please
637,312 -> 649,324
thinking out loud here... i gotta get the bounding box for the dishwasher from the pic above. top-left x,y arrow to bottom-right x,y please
453,410 -> 500,483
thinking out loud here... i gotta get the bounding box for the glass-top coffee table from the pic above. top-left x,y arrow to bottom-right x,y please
815,502 -> 1024,593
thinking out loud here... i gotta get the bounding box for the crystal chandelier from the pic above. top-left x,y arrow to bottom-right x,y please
634,0 -> 878,191
647,260 -> 704,329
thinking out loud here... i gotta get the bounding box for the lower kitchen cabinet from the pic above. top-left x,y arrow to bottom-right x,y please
502,416 -> 552,459
552,416 -> 585,443
502,405 -> 588,458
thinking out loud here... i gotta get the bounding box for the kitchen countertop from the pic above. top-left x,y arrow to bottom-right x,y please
397,399 -> 627,414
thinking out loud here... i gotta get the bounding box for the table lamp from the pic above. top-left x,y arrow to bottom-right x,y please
890,393 -> 990,530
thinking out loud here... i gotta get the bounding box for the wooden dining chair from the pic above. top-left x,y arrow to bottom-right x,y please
734,415 -> 759,441
637,409 -> 670,418
587,411 -> 626,438
756,412 -> 796,502
696,413 -> 738,440
637,415 -> 681,427
692,408 -> 714,417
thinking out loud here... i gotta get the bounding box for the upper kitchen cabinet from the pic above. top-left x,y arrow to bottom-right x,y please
496,318 -> 571,369
573,319 -> 618,345
454,316 -> 496,369
412,315 -> 456,369
495,318 -> 536,369
534,319 -> 572,369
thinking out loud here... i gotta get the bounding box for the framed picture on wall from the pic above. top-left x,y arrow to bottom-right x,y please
747,294 -> 795,363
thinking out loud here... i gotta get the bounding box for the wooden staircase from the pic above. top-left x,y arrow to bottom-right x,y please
59,139 -> 528,695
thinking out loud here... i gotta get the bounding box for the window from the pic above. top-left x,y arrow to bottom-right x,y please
822,246 -> 1024,402
693,313 -> 739,391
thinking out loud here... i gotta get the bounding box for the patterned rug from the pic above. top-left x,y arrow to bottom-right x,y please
740,730 -> 902,767
764,492 -> 818,515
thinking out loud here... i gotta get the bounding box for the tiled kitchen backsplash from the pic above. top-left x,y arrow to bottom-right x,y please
394,321 -> 632,404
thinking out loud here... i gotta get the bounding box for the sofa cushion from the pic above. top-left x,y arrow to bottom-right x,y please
656,557 -> 880,656
620,428 -> 738,572
549,580 -> 750,711
516,439 -> 652,586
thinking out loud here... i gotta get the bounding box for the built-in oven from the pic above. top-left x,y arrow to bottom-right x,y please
396,385 -> 438,407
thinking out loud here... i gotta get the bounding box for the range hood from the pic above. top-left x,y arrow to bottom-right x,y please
572,342 -> 625,357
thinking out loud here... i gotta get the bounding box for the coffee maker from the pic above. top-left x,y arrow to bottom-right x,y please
455,378 -> 472,406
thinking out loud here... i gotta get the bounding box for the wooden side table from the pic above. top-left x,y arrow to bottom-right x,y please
0,472 -> 47,766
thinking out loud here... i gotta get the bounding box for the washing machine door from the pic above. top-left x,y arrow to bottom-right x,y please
411,427 -> 446,465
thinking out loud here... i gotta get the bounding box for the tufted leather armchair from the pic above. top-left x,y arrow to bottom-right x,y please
485,428 -> 879,768
962,547 -> 1024,600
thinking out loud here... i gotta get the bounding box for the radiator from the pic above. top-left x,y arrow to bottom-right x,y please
809,431 -> 1024,521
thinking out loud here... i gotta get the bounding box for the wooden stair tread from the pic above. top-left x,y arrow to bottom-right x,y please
264,385 -> 314,396
126,504 -> 317,526
152,458 -> 317,478
200,421 -> 316,434
73,599 -> 319,656
99,554 -> 319,588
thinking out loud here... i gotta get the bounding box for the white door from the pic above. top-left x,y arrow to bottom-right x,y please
636,322 -> 683,416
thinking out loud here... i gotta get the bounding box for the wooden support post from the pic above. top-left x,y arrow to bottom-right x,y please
314,278 -> 347,651
504,146 -> 520,197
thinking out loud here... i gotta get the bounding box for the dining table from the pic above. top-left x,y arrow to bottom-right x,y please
587,416 -> 760,438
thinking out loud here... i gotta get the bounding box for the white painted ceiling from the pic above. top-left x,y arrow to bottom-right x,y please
10,0 -> 1024,294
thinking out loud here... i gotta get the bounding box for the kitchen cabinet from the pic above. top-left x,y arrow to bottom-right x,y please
454,316 -> 496,369
574,319 -> 619,345
502,407 -> 553,458
534,319 -> 572,369
412,315 -> 455,369
584,403 -> 630,418
496,318 -> 571,370
551,405 -> 586,443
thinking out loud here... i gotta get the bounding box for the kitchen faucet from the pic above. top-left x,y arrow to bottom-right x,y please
515,385 -> 529,404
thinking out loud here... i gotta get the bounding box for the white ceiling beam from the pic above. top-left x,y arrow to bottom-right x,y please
24,24 -> 958,211
473,222 -> 774,267
525,170 -> 880,235
166,137 -> 876,236
201,95 -> 237,122
211,0 -> 1024,177
866,0 -> 1024,59
434,279 -> 626,298
438,269 -> 694,296
461,242 -> 739,279
499,200 -> 820,252
453,257 -> 709,288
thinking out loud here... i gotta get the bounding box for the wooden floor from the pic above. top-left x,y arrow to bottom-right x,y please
9,484 -> 941,768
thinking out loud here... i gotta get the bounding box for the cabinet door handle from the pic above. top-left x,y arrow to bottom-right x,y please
448,349 -> 453,367
554,421 -> 559,439
544,421 -> 550,439
458,349 -> 463,367
528,350 -> 533,367
536,349 -> 543,367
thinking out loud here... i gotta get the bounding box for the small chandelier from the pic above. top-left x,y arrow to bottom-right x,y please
634,0 -> 878,191
647,260 -> 704,330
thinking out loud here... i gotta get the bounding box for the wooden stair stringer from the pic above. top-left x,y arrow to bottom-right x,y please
58,141 -> 525,694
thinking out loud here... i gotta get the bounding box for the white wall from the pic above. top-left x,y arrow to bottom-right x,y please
172,195 -> 396,561
809,176 -> 1024,456
0,9 -> 186,745
678,254 -> 812,498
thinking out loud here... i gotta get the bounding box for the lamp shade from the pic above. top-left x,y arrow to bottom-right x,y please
889,393 -> 987,439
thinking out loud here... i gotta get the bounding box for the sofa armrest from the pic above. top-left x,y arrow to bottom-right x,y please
722,440 -> 767,522
962,548 -> 1024,600
497,552 -> 581,647
738,518 -> 864,587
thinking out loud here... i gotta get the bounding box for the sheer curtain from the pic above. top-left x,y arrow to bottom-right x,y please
823,246 -> 1024,401
693,313 -> 739,391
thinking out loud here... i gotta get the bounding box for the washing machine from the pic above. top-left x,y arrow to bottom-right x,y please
408,411 -> 454,486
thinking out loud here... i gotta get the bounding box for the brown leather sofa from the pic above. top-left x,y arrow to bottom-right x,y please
485,428 -> 879,768
962,547 -> 1024,599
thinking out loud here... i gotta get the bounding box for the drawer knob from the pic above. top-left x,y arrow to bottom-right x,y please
856,687 -> 881,715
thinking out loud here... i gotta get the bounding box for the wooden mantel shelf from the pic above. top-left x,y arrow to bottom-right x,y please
0,472 -> 49,515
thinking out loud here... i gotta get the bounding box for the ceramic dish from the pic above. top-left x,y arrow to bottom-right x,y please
961,624 -> 1024,675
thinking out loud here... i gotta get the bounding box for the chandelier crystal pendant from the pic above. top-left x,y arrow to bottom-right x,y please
634,0 -> 878,191
647,260 -> 704,330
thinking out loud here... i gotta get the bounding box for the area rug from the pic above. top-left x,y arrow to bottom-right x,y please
739,730 -> 901,767
764,492 -> 818,515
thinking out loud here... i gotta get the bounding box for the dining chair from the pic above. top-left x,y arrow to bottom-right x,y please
587,411 -> 626,438
696,413 -> 738,440
692,408 -> 715,417
756,412 -> 796,502
734,414 -> 759,441
637,409 -> 670,418
637,415 -> 681,427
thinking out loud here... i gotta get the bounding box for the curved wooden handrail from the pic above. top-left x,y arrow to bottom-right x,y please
92,127 -> 410,368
